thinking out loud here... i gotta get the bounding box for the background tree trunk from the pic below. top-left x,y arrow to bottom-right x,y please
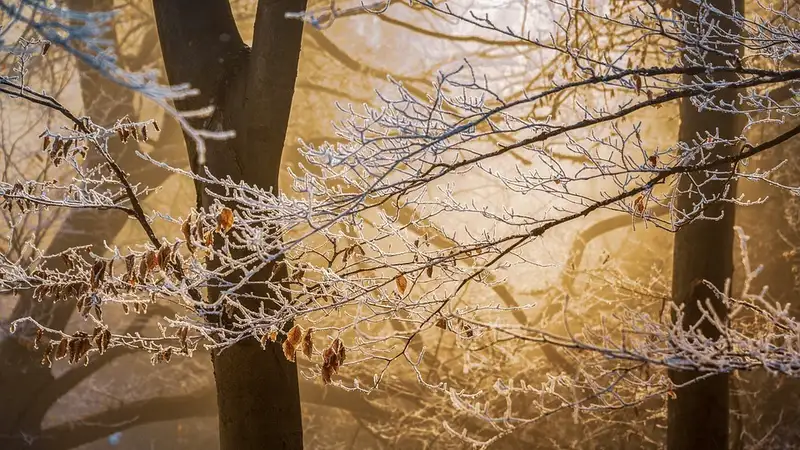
667,1 -> 744,449
153,1 -> 307,448
0,1 -> 184,446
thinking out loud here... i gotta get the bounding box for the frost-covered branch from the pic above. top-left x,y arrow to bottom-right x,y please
4,0 -> 800,447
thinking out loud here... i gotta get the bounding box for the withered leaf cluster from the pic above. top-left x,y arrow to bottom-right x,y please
181,208 -> 234,254
123,243 -> 178,286
150,347 -> 173,365
40,131 -> 87,167
177,326 -> 190,354
259,329 -> 279,348
434,316 -> 475,338
40,328 -> 109,367
280,325 -> 314,361
1,181 -> 51,213
33,280 -> 90,305
114,117 -> 159,144
321,338 -> 346,385
340,243 -> 365,265
277,327 -> 345,385
25,242 -> 184,331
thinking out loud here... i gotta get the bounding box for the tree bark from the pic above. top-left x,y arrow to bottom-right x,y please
153,1 -> 307,448
667,1 -> 744,449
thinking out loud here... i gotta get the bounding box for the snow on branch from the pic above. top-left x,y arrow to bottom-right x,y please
0,0 -> 233,164
3,0 -> 800,446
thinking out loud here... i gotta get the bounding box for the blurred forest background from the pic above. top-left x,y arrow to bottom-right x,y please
1,0 -> 799,449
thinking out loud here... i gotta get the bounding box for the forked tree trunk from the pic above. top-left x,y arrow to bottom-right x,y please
153,1 -> 307,448
667,0 -> 744,448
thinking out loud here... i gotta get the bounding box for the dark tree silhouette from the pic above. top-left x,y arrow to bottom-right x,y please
667,0 -> 744,448
153,0 -> 307,448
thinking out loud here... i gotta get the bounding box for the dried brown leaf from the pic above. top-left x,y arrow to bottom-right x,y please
158,245 -> 171,271
145,251 -> 159,271
41,343 -> 53,367
194,215 -> 205,243
124,254 -> 136,284
137,257 -> 148,283
34,328 -> 43,349
342,247 -> 351,265
633,195 -> 645,215
302,328 -> 313,359
321,338 -> 346,385
282,325 -> 303,362
179,327 -> 189,353
55,338 -> 68,360
396,274 -> 408,294
321,365 -> 334,385
100,329 -> 111,354
181,218 -> 194,254
334,339 -> 346,364
217,207 -> 234,233
462,323 -> 474,338
90,260 -> 106,289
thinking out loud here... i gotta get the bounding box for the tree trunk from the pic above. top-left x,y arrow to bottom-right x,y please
667,1 -> 744,449
153,1 -> 307,448
735,124 -> 800,447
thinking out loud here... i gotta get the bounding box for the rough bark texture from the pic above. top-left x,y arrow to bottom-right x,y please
153,1 -> 307,448
667,0 -> 744,449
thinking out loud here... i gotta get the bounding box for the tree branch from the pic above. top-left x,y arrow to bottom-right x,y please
33,388 -> 216,450
33,375 -> 391,450
562,204 -> 670,295
34,305 -> 174,410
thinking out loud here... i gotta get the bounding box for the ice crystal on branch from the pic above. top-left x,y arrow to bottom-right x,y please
3,0 -> 800,446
